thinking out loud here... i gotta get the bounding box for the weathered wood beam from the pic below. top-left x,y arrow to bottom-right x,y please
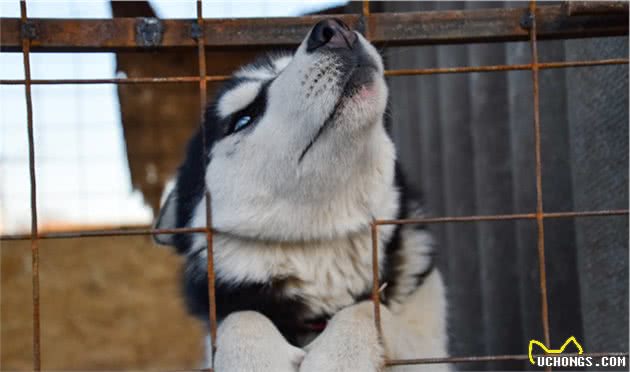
1,5 -> 627,52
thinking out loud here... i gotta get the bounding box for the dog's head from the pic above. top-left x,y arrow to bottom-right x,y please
155,19 -> 397,247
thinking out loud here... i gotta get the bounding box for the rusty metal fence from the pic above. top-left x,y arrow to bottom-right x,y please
1,0 -> 629,370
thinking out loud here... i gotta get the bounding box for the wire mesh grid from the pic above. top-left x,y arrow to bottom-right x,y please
1,0 -> 629,370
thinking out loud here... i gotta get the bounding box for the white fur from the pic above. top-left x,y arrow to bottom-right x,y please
300,302 -> 384,372
217,81 -> 262,118
235,55 -> 293,80
189,223 -> 395,318
387,227 -> 434,304
204,271 -> 448,372
213,311 -> 306,372
385,270 -> 449,371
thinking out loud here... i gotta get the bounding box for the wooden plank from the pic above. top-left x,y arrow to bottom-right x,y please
1,5 -> 627,52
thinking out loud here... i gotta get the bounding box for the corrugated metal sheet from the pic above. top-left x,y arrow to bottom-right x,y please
382,2 -> 628,370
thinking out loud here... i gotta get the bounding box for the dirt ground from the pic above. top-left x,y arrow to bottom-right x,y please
1,235 -> 205,370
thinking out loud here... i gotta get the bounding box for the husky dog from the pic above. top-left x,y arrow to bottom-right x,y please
154,19 -> 448,372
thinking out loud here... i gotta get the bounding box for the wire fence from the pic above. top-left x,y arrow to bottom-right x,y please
1,0 -> 629,370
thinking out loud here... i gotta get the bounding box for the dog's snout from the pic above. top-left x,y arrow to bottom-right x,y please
307,18 -> 357,52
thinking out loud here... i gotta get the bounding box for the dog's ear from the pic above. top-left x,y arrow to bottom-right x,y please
153,183 -> 178,246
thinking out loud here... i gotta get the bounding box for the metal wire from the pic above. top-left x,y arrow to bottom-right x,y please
4,1 -> 628,370
18,1 -> 41,370
527,4 -> 552,367
383,58 -> 629,76
374,209 -> 629,226
1,209 -> 627,241
195,0 -> 218,362
1,59 -> 627,86
0,76 -> 231,85
386,352 -> 630,366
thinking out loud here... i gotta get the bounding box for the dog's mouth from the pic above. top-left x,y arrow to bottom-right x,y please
341,62 -> 379,97
297,61 -> 379,164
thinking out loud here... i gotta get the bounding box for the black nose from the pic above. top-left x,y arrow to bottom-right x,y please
307,18 -> 357,52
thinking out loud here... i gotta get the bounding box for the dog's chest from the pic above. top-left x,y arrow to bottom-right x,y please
213,232 -> 382,317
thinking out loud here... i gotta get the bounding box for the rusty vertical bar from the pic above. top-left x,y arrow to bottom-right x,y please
528,0 -> 552,365
196,1 -> 207,110
19,0 -> 41,370
196,0 -> 218,359
362,0 -> 371,40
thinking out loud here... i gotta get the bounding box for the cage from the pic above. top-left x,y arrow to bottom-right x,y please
1,1 -> 628,370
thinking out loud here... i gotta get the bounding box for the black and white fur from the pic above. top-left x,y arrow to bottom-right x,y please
154,19 -> 448,371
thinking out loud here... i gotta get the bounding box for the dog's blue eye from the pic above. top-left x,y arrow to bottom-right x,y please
234,115 -> 252,131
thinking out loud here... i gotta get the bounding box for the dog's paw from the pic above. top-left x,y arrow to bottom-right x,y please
213,311 -> 305,372
300,302 -> 385,372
